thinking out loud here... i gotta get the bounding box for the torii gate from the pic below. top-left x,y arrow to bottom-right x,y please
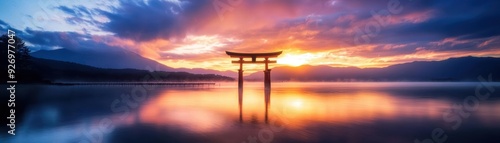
226,51 -> 282,89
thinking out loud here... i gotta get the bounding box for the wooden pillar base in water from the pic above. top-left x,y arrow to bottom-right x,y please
264,69 -> 271,89
239,88 -> 243,123
264,88 -> 270,124
238,69 -> 243,89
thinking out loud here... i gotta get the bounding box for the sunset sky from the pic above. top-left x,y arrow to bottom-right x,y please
1,0 -> 499,72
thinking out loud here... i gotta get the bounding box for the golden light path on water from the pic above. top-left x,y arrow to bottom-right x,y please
138,82 -> 500,134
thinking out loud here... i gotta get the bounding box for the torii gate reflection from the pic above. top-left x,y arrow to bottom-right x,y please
226,51 -> 282,123
236,87 -> 272,123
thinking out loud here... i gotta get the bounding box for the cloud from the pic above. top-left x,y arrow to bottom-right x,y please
4,0 -> 499,70
0,19 -> 8,27
23,29 -> 83,49
96,0 -> 214,41
356,0 -> 500,44
19,28 -> 129,53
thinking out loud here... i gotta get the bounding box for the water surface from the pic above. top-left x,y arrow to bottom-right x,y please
3,82 -> 500,143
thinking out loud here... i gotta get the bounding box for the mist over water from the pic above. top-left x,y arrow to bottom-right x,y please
4,82 -> 500,143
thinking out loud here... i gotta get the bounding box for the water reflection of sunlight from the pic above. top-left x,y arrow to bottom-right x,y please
285,92 -> 453,124
139,84 -> 500,134
140,90 -> 236,133
290,100 -> 303,108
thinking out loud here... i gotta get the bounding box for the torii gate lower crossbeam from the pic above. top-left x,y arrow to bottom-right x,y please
226,51 -> 282,89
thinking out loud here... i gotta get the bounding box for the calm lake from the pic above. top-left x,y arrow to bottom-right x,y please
3,82 -> 500,143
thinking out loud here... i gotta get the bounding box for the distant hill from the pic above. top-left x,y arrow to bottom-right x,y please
176,68 -> 237,78
246,56 -> 500,81
32,48 -> 175,71
32,48 -> 237,77
6,58 -> 234,83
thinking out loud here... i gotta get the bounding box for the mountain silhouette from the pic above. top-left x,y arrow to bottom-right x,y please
32,48 -> 174,71
246,56 -> 500,81
7,57 -> 234,83
176,68 -> 237,78
32,48 -> 237,77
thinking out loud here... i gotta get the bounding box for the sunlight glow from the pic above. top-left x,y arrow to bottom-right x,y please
277,53 -> 315,67
167,35 -> 227,55
291,100 -> 303,108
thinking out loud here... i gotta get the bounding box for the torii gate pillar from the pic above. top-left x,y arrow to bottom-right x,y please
264,57 -> 271,89
238,57 -> 244,89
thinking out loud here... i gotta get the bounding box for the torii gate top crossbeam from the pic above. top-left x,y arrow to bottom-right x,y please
226,51 -> 282,58
226,51 -> 282,64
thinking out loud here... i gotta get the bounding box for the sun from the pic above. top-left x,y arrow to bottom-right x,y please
277,53 -> 314,67
291,100 -> 303,108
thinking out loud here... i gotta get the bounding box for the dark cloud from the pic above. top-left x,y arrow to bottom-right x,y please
19,28 -> 126,53
396,9 -> 498,40
58,5 -> 94,19
0,19 -> 8,26
0,19 -> 13,33
23,29 -> 85,49
55,0 -> 215,41
52,0 -> 500,44
0,21 -> 93,51
352,0 -> 500,44
97,0 -> 213,41
58,6 -> 78,16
